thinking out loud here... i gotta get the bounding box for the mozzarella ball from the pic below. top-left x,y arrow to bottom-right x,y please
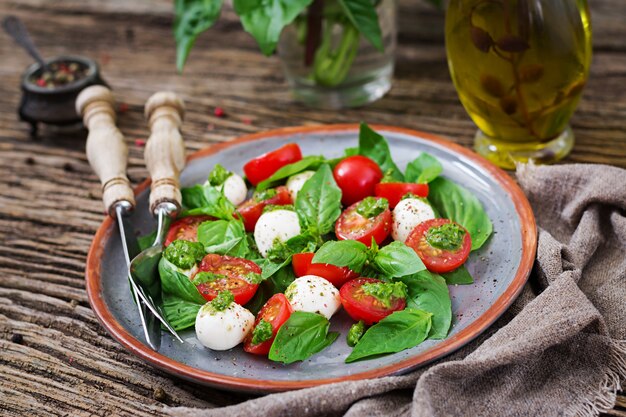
392,198 -> 436,242
286,170 -> 315,201
254,209 -> 301,257
195,302 -> 254,350
285,275 -> 341,320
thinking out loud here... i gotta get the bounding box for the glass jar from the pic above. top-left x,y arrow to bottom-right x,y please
278,0 -> 396,109
446,0 -> 592,169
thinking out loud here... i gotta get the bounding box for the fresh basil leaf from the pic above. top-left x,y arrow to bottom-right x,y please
346,309 -> 432,362
159,257 -> 206,305
174,0 -> 223,71
344,147 -> 359,157
312,240 -> 369,272
295,164 -> 342,236
162,293 -> 202,331
256,256 -> 292,280
267,231 -> 320,263
373,241 -> 425,278
181,184 -> 235,220
337,0 -> 383,51
441,265 -> 474,285
197,219 -> 249,257
233,0 -> 314,56
159,257 -> 205,330
405,153 -> 443,184
256,156 -> 325,191
358,123 -> 404,182
269,311 -> 338,364
427,177 -> 493,250
396,271 -> 452,340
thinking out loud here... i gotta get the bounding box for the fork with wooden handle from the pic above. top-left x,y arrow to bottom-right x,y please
129,92 -> 187,348
75,85 -> 157,349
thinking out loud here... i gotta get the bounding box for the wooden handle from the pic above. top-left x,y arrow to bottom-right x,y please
144,92 -> 186,214
76,85 -> 135,215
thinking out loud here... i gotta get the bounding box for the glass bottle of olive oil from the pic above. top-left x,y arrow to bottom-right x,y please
445,0 -> 592,169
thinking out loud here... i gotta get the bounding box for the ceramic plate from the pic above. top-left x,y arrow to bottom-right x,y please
86,125 -> 536,393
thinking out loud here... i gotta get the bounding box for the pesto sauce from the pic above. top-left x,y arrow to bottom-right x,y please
356,197 -> 388,218
208,290 -> 234,312
208,164 -> 232,186
361,281 -> 407,308
426,222 -> 466,251
251,319 -> 273,345
347,320 -> 365,347
163,240 -> 205,270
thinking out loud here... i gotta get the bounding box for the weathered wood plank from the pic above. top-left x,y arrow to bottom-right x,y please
0,0 -> 623,415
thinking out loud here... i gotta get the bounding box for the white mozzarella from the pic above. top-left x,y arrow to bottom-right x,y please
392,198 -> 436,242
195,302 -> 254,351
220,174 -> 247,206
286,170 -> 315,201
285,275 -> 341,320
254,209 -> 301,257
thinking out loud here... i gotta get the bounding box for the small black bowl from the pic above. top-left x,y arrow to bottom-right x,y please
19,55 -> 108,137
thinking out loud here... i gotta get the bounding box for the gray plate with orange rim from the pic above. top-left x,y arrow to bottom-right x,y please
86,124 -> 536,393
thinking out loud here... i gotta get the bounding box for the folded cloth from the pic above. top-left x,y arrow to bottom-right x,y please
165,163 -> 626,417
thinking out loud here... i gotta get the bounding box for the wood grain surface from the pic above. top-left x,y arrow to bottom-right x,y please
0,0 -> 624,415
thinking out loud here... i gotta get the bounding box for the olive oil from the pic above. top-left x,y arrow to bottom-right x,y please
445,0 -> 592,168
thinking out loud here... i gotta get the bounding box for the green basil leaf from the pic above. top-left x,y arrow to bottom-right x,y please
158,257 -> 205,330
269,311 -> 338,364
181,184 -> 235,220
256,156 -> 325,191
312,240 -> 369,272
396,271 -> 452,340
295,164 -> 342,236
373,241 -> 426,278
358,123 -> 404,182
233,0 -> 314,56
162,293 -> 202,331
197,219 -> 249,257
344,147 -> 359,157
346,309 -> 432,362
427,177 -> 493,250
256,257 -> 292,280
174,0 -> 224,71
337,0 -> 383,51
405,153 -> 443,184
441,265 -> 474,285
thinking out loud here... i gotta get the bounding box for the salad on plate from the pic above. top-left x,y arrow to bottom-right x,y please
146,123 -> 493,364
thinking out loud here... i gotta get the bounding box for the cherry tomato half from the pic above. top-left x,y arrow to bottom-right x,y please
164,215 -> 214,246
333,156 -> 383,206
243,293 -> 293,355
193,254 -> 260,305
292,253 -> 359,288
405,218 -> 472,273
236,186 -> 292,232
335,198 -> 392,247
339,278 -> 406,325
243,143 -> 302,186
374,182 -> 429,209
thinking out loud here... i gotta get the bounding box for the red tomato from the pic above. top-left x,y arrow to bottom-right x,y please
333,156 -> 383,206
243,293 -> 293,355
193,254 -> 260,305
339,278 -> 406,325
236,186 -> 292,232
243,143 -> 302,186
405,218 -> 472,273
292,253 -> 359,287
374,182 -> 429,208
335,198 -> 392,247
164,215 -> 214,246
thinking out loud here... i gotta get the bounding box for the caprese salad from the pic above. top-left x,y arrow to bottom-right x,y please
151,123 -> 493,364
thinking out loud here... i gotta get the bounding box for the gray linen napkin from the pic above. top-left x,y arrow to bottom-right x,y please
166,163 -> 626,417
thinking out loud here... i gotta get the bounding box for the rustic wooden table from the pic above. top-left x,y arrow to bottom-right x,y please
1,0 -> 624,415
